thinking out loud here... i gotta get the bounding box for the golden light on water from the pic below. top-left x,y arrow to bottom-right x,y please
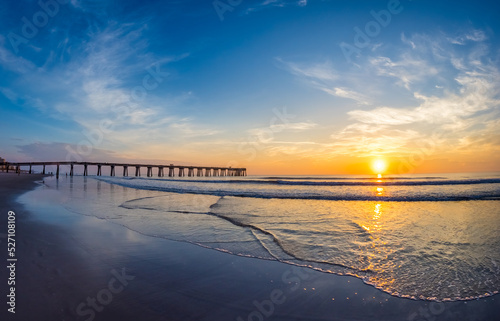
374,203 -> 382,220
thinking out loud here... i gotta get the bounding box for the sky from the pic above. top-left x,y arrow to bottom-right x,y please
0,0 -> 499,175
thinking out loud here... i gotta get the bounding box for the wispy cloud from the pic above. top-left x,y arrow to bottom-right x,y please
328,29 -> 500,157
270,122 -> 317,131
1,18 -> 222,162
248,121 -> 317,143
0,6 -> 409,164
276,58 -> 337,81
321,87 -> 370,105
0,36 -> 36,73
169,122 -> 221,137
243,0 -> 307,15
330,124 -> 422,156
0,87 -> 47,112
348,70 -> 499,127
269,29 -> 499,161
276,58 -> 374,105
447,29 -> 487,45
369,54 -> 439,90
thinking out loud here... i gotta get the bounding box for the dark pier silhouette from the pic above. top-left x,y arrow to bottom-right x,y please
3,161 -> 247,179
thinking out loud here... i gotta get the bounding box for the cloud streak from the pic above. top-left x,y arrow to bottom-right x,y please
330,30 -> 500,157
244,0 -> 307,15
271,29 -> 500,161
2,20 -> 219,160
276,58 -> 373,105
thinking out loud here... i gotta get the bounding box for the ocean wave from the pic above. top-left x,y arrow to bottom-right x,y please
95,177 -> 500,201
262,176 -> 447,180
106,176 -> 500,187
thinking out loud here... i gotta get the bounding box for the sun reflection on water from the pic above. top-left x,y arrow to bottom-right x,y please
356,202 -> 397,291
374,203 -> 382,219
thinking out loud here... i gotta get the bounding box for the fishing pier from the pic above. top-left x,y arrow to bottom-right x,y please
3,161 -> 247,179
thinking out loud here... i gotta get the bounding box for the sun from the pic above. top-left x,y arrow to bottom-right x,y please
372,159 -> 387,175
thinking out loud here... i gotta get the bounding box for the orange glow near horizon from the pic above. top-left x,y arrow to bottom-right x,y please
104,150 -> 500,176
372,159 -> 388,175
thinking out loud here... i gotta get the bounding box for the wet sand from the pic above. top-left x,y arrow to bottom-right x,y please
0,173 -> 498,321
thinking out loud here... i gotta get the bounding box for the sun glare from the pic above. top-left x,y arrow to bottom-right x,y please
372,159 -> 387,175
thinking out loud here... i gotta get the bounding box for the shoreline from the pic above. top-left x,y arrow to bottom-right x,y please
1,173 -> 498,320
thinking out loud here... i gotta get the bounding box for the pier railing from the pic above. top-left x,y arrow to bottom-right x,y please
3,162 -> 247,178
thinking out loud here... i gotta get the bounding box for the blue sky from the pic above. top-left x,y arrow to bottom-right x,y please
1,0 -> 499,174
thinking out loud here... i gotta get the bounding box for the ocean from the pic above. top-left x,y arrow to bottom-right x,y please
21,172 -> 500,302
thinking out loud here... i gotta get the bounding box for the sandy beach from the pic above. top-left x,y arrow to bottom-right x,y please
0,173 -> 498,321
